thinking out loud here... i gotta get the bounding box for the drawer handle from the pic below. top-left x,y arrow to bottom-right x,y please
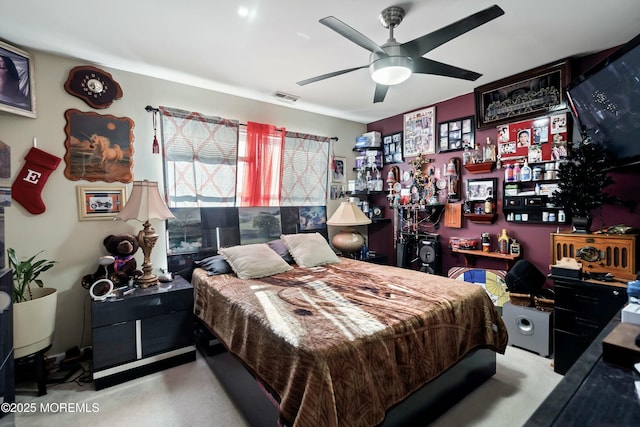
575,317 -> 599,329
575,295 -> 599,304
613,290 -> 620,296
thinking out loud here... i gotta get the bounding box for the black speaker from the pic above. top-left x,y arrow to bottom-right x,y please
418,235 -> 442,275
397,239 -> 412,268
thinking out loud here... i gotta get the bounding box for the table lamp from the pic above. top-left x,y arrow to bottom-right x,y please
326,201 -> 372,254
116,180 -> 175,287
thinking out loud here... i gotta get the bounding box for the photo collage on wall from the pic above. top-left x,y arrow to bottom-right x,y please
496,112 -> 569,163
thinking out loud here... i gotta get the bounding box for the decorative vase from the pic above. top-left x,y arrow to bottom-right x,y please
572,215 -> 592,234
497,229 -> 510,254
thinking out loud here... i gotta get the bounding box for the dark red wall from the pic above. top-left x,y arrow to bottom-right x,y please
366,80 -> 640,283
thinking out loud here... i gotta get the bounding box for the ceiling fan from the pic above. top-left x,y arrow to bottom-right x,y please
297,4 -> 505,103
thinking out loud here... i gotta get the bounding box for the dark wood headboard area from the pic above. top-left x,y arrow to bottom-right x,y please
166,206 -> 328,273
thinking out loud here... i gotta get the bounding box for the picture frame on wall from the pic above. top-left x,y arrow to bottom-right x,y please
63,109 -> 134,183
0,40 -> 36,118
466,178 -> 497,202
76,185 -> 126,221
382,131 -> 403,164
438,116 -> 474,152
332,156 -> 346,183
474,60 -> 571,129
403,106 -> 436,157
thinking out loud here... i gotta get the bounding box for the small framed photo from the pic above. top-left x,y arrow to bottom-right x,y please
0,40 -> 36,118
77,186 -> 127,221
332,157 -> 346,183
438,116 -> 474,152
466,178 -> 497,202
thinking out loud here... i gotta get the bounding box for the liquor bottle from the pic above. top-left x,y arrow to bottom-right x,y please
497,229 -> 510,254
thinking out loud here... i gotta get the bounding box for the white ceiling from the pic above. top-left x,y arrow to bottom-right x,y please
1,0 -> 639,124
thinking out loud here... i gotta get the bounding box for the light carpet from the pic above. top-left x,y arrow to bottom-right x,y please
4,345 -> 561,427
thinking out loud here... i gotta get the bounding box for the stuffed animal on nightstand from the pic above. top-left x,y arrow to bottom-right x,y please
82,234 -> 142,288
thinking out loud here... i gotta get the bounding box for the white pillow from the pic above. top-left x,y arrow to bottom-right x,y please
281,233 -> 340,267
218,243 -> 292,279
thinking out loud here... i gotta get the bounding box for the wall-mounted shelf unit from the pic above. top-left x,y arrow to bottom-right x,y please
502,178 -> 566,224
451,247 -> 521,269
464,161 -> 495,174
464,213 -> 497,224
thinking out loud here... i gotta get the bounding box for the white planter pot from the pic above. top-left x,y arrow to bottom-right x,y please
13,287 -> 57,359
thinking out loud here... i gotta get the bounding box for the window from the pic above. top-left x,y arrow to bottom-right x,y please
160,107 -> 330,208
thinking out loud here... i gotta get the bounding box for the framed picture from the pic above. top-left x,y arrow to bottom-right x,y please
383,131 -> 403,164
299,206 -> 327,231
465,178 -> 497,202
403,106 -> 436,157
63,109 -> 134,183
474,60 -> 571,129
76,186 -> 127,221
0,40 -> 36,118
332,156 -> 346,183
438,116 -> 474,152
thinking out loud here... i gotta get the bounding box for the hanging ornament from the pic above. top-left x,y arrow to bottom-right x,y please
152,109 -> 160,154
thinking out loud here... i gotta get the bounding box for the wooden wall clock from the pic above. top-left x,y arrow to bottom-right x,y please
64,65 -> 123,109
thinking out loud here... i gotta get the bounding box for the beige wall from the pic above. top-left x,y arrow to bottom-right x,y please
0,50 -> 365,354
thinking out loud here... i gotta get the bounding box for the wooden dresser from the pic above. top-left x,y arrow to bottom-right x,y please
550,232 -> 638,280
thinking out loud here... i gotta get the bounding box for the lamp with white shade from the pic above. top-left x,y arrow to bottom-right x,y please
115,180 -> 175,287
326,201 -> 372,254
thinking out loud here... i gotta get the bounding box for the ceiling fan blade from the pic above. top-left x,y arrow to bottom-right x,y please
402,5 -> 505,58
413,57 -> 481,81
373,84 -> 389,103
297,65 -> 369,86
320,16 -> 387,55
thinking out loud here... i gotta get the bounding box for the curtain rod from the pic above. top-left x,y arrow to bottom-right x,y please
145,105 -> 337,141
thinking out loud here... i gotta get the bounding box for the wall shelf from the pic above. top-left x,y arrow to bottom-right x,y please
464,213 -> 497,224
451,248 -> 521,269
464,161 -> 495,174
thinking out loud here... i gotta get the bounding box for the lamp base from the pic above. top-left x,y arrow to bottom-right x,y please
331,228 -> 365,254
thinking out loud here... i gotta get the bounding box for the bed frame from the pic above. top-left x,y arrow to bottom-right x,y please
196,319 -> 496,426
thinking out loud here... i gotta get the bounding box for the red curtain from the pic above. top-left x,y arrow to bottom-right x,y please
240,121 -> 285,206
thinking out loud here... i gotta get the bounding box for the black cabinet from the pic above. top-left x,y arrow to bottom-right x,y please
92,275 -> 196,389
0,269 -> 14,414
552,276 -> 626,375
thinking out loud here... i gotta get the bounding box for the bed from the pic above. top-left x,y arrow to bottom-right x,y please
192,235 -> 508,427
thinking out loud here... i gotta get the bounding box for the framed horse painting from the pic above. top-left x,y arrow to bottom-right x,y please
63,109 -> 134,183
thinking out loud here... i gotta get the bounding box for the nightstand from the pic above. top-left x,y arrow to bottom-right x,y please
91,275 -> 195,390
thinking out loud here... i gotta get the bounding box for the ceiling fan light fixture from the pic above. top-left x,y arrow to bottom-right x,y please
370,56 -> 413,85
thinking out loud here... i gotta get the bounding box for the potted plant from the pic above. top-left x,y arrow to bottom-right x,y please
8,248 -> 58,359
549,132 -> 616,233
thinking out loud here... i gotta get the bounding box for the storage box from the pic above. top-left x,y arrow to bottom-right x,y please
602,322 -> 640,369
355,132 -> 381,148
622,303 -> 640,326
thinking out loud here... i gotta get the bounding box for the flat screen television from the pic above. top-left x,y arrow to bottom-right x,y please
566,32 -> 640,168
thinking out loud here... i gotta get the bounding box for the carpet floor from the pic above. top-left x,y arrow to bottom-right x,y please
2,343 -> 561,427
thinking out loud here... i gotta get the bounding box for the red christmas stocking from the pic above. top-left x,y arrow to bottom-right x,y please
11,147 -> 61,215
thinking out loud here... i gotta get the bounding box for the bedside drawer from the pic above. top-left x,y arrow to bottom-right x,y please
554,308 -> 601,337
93,287 -> 193,328
554,283 -> 625,324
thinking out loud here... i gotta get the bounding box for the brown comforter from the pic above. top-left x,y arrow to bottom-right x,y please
193,258 -> 508,427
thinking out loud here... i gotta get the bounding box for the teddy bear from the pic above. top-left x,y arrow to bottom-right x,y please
82,234 -> 142,289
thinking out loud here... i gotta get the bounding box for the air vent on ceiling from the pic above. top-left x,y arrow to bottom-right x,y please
274,91 -> 300,103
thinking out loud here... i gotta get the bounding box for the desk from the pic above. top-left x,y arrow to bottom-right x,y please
525,313 -> 640,426
451,248 -> 520,270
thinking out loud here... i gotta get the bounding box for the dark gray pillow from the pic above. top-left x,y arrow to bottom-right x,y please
195,255 -> 233,276
268,239 -> 294,263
